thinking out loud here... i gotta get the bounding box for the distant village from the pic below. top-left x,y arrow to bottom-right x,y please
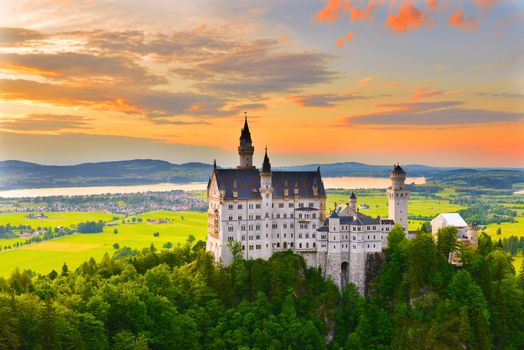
0,190 -> 207,215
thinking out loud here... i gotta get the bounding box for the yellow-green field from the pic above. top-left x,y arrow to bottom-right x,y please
0,211 -> 206,276
0,211 -> 117,226
1,189 -> 523,276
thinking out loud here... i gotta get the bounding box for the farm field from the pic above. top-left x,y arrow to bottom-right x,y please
0,211 -> 117,227
0,211 -> 206,276
1,186 -> 523,276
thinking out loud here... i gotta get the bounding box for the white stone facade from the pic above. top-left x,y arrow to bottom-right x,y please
206,117 -> 409,294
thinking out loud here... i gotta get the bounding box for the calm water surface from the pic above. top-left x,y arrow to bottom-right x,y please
0,177 -> 426,198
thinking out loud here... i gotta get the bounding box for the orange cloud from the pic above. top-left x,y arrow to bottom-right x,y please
427,0 -> 437,11
384,82 -> 401,89
350,0 -> 376,22
356,76 -> 372,87
473,0 -> 500,9
386,4 -> 427,32
316,0 -> 343,23
336,31 -> 354,48
411,87 -> 446,100
448,10 -> 479,31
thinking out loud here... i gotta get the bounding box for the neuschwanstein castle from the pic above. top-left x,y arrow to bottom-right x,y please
206,116 -> 410,293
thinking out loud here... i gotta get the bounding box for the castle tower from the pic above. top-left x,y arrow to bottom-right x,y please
237,112 -> 255,169
259,147 -> 273,258
466,222 -> 479,247
349,192 -> 357,212
326,210 -> 342,287
386,163 -> 409,233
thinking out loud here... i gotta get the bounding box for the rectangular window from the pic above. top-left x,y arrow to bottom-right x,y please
256,245 -> 261,249
238,204 -> 243,209
289,203 -> 293,208
279,203 -> 284,208
228,204 -> 233,210
227,237 -> 233,242
256,204 -> 261,209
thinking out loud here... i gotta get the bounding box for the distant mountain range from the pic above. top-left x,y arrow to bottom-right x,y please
0,159 -> 522,190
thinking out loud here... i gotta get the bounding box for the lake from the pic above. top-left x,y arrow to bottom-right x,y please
0,177 -> 426,198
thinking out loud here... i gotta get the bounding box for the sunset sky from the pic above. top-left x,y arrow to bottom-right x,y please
0,0 -> 523,167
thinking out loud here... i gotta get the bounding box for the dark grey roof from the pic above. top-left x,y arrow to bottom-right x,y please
317,226 -> 329,232
322,212 -> 387,228
350,192 -> 357,199
262,148 -> 271,173
391,164 -> 406,174
214,168 -> 261,200
211,168 -> 326,200
340,216 -> 354,225
240,116 -> 252,143
271,171 -> 325,199
330,210 -> 339,218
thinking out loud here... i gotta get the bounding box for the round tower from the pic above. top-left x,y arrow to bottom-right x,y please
349,192 -> 357,212
386,163 -> 409,233
237,112 -> 255,169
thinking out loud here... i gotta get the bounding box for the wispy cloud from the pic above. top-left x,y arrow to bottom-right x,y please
448,10 -> 479,31
0,114 -> 90,131
288,92 -> 373,108
476,51 -> 524,71
411,87 -> 447,100
0,27 -> 46,46
345,101 -> 524,125
476,92 -> 524,99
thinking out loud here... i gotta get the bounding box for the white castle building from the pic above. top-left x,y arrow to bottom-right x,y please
206,116 -> 409,293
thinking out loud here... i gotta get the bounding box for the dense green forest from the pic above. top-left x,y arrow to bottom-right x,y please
0,227 -> 523,349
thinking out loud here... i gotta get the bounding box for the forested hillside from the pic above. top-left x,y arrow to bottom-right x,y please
0,227 -> 523,349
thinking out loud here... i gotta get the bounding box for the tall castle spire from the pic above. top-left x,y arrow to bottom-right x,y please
237,112 -> 255,169
261,146 -> 271,174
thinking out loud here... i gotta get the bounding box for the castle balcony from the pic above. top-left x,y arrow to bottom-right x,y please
294,247 -> 317,253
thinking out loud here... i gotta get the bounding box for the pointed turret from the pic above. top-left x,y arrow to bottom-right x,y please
237,112 -> 255,169
240,112 -> 252,143
261,146 -> 271,174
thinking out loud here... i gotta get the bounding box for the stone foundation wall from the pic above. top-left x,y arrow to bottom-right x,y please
349,251 -> 366,294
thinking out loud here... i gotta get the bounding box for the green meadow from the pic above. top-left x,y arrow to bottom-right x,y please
1,187 -> 523,276
0,211 -> 207,276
